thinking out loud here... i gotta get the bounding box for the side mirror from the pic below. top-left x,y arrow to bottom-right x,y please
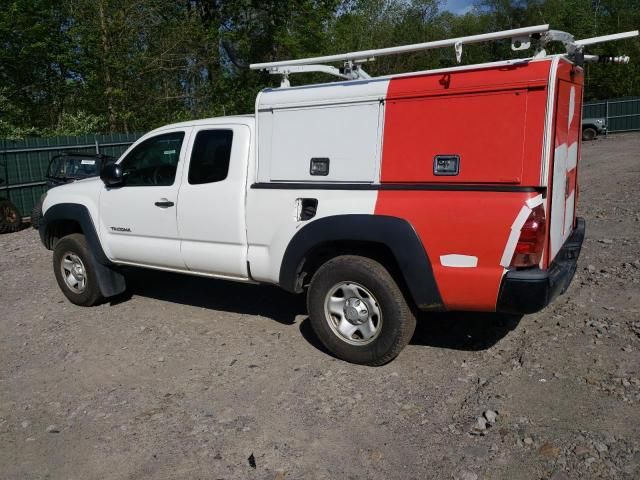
100,163 -> 125,187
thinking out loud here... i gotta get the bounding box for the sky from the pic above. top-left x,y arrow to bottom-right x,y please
442,0 -> 475,15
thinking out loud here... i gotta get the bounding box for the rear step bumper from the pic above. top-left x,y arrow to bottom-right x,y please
496,217 -> 586,315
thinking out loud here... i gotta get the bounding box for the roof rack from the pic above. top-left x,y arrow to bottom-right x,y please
249,26 -> 638,87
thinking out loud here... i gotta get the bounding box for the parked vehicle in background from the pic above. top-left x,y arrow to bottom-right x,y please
36,25 -> 637,365
582,117 -> 606,140
0,178 -> 21,234
31,153 -> 113,229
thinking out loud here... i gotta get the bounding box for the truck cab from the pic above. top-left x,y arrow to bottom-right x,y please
98,117 -> 252,279
41,117 -> 254,280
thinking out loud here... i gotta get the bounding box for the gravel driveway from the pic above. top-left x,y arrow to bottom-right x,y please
1,133 -> 639,479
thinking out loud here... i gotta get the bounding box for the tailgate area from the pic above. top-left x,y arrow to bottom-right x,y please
497,217 -> 585,314
547,70 -> 584,264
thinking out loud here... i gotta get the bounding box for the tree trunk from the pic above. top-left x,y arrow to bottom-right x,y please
98,1 -> 116,132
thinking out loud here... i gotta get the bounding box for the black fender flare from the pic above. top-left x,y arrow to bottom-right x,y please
39,203 -> 126,298
279,214 -> 444,311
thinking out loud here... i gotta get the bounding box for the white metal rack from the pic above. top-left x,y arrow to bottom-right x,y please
249,26 -> 638,87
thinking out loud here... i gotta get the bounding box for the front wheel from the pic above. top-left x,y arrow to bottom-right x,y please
307,255 -> 416,366
53,233 -> 105,306
582,127 -> 597,141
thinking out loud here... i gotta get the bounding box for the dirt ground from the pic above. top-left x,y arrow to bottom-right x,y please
1,133 -> 639,480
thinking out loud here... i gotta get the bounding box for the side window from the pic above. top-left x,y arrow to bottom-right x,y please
188,130 -> 234,185
120,132 -> 185,186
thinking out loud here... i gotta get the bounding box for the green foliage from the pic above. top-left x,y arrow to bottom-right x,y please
52,111 -> 107,136
1,0 -> 638,137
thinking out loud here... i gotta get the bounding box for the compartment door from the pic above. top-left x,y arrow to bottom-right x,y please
381,90 -> 528,184
261,102 -> 381,183
549,80 -> 582,260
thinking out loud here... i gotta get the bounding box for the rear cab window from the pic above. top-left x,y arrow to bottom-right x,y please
188,130 -> 234,185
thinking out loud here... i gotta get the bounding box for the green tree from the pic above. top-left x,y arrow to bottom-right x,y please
1,0 -> 638,137
0,0 -> 71,132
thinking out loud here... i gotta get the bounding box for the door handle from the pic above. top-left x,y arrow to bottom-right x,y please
154,200 -> 175,208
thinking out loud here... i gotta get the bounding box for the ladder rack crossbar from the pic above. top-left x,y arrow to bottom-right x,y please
249,24 -> 550,70
575,30 -> 639,47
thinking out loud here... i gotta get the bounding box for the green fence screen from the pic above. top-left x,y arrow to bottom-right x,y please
1,133 -> 140,217
583,97 -> 640,133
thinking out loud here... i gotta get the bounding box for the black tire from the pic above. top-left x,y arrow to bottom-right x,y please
582,127 -> 597,141
53,233 -> 105,306
31,196 -> 44,229
0,199 -> 22,234
307,255 -> 416,366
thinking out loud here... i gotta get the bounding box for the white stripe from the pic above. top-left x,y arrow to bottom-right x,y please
513,203 -> 534,228
563,190 -> 575,239
440,254 -> 478,268
500,204 -> 533,267
526,194 -> 543,209
540,56 -> 562,185
568,86 -> 576,127
567,141 -> 578,170
549,142 -> 568,260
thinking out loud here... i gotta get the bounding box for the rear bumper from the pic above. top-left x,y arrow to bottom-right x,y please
496,217 -> 585,315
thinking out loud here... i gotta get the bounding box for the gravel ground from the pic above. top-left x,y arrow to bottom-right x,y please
1,133 -> 639,480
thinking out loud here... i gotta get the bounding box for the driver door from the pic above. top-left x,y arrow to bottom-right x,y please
98,128 -> 190,269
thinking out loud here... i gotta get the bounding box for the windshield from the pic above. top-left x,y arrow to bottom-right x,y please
47,156 -> 101,180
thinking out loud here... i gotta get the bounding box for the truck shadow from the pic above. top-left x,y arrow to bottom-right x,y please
299,312 -> 522,356
116,267 -> 305,326
410,311 -> 522,351
119,267 -> 522,352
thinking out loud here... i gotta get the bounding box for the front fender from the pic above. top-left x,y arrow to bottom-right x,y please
39,203 -> 109,264
39,203 -> 125,298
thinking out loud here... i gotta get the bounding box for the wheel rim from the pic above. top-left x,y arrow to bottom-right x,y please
60,252 -> 87,293
323,281 -> 383,345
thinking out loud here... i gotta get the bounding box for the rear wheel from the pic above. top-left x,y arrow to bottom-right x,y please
53,233 -> 104,306
307,255 -> 416,366
0,199 -> 21,234
582,127 -> 597,141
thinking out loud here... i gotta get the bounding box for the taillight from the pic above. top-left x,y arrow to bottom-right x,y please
511,205 -> 546,268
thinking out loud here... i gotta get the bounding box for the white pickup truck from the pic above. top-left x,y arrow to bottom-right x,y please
38,26 -> 636,364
